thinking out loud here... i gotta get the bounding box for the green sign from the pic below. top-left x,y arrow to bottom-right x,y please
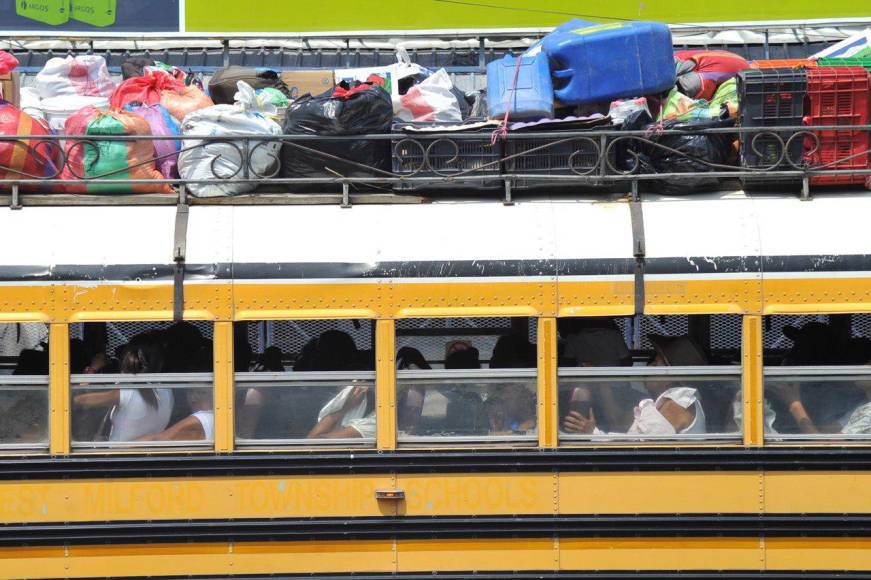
185,0 -> 869,32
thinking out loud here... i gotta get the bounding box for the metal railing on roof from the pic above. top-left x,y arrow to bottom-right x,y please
2,124 -> 869,206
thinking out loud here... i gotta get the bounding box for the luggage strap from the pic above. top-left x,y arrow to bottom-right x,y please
629,200 -> 646,316
173,201 -> 189,322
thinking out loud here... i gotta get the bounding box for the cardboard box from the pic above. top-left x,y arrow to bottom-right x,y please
280,70 -> 335,100
0,72 -> 20,108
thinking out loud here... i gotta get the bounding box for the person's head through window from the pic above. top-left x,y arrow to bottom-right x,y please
253,346 -> 285,372
314,330 -> 358,371
490,334 -> 536,369
485,384 -> 536,435
397,346 -> 430,370
119,339 -> 165,410
560,317 -> 632,368
444,340 -> 480,369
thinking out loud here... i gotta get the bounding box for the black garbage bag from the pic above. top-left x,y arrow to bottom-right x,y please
121,57 -> 155,80
281,80 -> 394,192
619,115 -> 737,195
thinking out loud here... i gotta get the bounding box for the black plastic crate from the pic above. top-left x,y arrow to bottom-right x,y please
737,68 -> 807,183
504,136 -> 605,190
392,129 -> 503,191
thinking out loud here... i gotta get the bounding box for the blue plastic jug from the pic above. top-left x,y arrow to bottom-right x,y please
524,19 -> 595,57
541,21 -> 676,105
487,54 -> 554,121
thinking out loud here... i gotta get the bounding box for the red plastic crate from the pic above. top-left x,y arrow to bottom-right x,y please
805,66 -> 870,186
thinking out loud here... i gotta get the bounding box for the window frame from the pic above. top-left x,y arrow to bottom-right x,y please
233,370 -> 377,448
395,367 -> 539,446
557,365 -> 744,445
0,374 -> 50,453
763,365 -> 871,443
69,371 -> 215,451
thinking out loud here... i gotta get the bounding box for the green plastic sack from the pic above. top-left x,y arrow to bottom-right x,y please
257,87 -> 290,108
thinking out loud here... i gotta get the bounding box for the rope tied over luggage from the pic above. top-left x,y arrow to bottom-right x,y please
491,55 -> 524,145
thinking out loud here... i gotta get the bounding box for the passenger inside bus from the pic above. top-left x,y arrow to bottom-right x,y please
72,338 -> 175,442
71,322 -> 214,443
236,346 -> 285,439
558,318 -> 635,433
562,334 -> 710,436
766,319 -> 871,435
393,329 -> 538,438
138,387 -> 214,442
485,335 -> 537,434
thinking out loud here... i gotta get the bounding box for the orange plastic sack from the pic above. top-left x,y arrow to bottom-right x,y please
61,107 -> 172,194
0,103 -> 61,192
161,85 -> 213,122
109,73 -> 185,110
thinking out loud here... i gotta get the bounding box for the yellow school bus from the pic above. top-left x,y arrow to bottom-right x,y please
1,190 -> 871,579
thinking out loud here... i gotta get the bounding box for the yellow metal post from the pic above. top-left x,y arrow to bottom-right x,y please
538,317 -> 558,448
742,315 -> 764,446
213,321 -> 234,453
48,323 -> 70,455
375,319 -> 397,450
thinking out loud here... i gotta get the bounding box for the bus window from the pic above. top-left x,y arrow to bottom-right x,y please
70,321 -> 214,450
0,323 -> 49,452
763,314 -> 871,441
395,317 -> 537,444
234,320 -> 375,446
558,316 -> 742,443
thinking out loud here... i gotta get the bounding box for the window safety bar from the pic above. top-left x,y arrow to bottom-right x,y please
236,437 -> 375,447
559,365 -> 741,378
235,371 -> 376,383
764,366 -> 871,377
0,376 -> 49,386
70,372 -> 214,388
397,368 -> 537,380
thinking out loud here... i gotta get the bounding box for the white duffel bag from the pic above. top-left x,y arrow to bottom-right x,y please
178,81 -> 282,197
35,55 -> 116,99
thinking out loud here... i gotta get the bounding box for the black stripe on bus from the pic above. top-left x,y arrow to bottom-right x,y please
3,514 -> 871,546
0,254 -> 869,282
3,448 -> 871,480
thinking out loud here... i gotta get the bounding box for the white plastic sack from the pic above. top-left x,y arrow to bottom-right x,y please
35,55 -> 115,100
178,81 -> 282,198
608,97 -> 650,124
396,69 -> 462,123
19,88 -> 44,122
334,47 -> 430,115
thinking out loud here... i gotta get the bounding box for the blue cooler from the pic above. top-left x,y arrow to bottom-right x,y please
541,21 -> 676,105
487,54 -> 554,121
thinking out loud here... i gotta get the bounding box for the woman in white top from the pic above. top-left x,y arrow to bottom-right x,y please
139,388 -> 214,442
563,335 -> 708,436
73,341 -> 174,442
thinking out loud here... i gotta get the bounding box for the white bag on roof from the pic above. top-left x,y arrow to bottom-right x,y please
396,69 -> 462,123
335,47 -> 430,114
35,55 -> 115,99
177,81 -> 282,198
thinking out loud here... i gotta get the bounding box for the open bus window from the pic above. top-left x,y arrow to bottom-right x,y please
557,316 -> 742,443
395,317 -> 537,443
70,321 -> 214,449
0,323 -> 49,451
763,314 -> 871,441
234,320 -> 375,446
